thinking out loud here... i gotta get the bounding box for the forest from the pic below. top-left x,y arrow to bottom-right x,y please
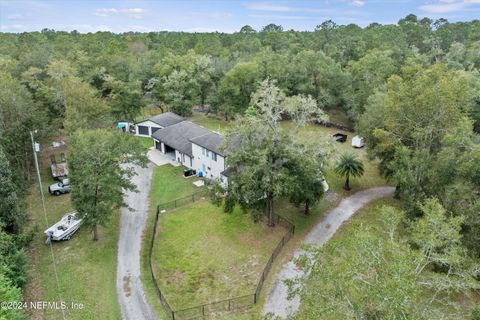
0,14 -> 480,319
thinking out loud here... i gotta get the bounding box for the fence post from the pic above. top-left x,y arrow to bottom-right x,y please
202,304 -> 205,316
228,299 -> 231,310
172,310 -> 175,320
174,199 -> 177,208
254,293 -> 257,304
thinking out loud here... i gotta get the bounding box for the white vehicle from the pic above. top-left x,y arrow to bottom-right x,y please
44,212 -> 83,243
352,135 -> 365,148
48,178 -> 70,196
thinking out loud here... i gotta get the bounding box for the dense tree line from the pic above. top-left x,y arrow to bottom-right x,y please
1,14 -> 480,317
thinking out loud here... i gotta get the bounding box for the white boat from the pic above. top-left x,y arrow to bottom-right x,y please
44,212 -> 83,243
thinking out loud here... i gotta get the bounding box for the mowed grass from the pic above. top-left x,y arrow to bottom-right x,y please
24,147 -> 120,320
281,121 -> 387,194
151,201 -> 285,309
149,164 -> 203,204
188,112 -> 387,195
187,112 -> 230,134
141,164 -> 206,319
136,135 -> 154,151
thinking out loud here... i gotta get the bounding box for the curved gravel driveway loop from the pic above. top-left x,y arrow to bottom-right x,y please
262,187 -> 395,319
117,163 -> 158,320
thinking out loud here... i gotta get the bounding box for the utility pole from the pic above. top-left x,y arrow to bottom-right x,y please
30,131 -> 66,320
30,130 -> 48,226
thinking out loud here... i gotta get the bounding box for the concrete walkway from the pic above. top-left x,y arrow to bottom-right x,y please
262,187 -> 395,318
117,163 -> 158,320
147,147 -> 180,167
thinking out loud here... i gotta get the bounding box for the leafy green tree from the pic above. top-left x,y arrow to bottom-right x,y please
358,63 -> 475,203
239,25 -> 256,34
162,70 -> 197,116
192,54 -> 215,108
261,24 -> 283,33
0,147 -> 23,233
69,129 -> 147,240
105,78 -> 145,120
410,198 -> 479,298
216,61 -> 260,119
222,80 -> 327,226
0,273 -> 27,320
291,206 -> 430,320
0,228 -> 28,289
289,50 -> 350,111
334,153 -> 364,190
0,71 -> 42,185
63,78 -> 109,133
348,49 -> 397,119
287,145 -> 327,215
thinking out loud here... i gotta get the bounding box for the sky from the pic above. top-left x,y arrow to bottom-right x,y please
1,0 -> 480,33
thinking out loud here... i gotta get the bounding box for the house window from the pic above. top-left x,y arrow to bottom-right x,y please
202,148 -> 205,156
206,150 -> 210,157
181,154 -> 185,163
211,152 -> 217,161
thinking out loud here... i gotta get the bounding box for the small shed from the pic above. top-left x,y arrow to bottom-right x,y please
352,135 -> 365,148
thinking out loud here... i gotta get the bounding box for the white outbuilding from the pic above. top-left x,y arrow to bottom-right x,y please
352,135 -> 365,148
134,112 -> 184,137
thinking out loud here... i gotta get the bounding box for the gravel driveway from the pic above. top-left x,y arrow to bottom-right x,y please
117,163 -> 158,320
262,187 -> 395,319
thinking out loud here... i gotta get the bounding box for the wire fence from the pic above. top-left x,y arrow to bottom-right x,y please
158,189 -> 209,212
148,192 -> 295,320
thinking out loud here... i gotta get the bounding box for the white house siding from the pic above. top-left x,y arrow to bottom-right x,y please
174,150 -> 193,169
191,143 -> 225,182
135,120 -> 163,137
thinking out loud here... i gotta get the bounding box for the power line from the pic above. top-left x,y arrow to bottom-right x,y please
30,131 -> 67,320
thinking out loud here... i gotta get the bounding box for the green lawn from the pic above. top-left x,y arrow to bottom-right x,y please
149,164 -> 203,204
24,146 -> 120,320
141,165 -> 206,319
151,201 -> 285,309
136,135 -> 154,151
188,112 -> 387,195
140,114 -> 388,319
187,112 -> 230,134
141,165 -> 286,320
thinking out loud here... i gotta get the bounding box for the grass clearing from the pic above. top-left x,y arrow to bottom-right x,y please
24,144 -> 120,320
136,135 -> 154,151
141,164 -> 206,319
140,114 -> 387,319
187,112 -> 230,134
151,201 -> 286,309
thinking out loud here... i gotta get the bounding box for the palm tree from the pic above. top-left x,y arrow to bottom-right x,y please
334,153 -> 364,191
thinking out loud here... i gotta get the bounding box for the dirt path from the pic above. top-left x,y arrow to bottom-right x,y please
262,187 -> 395,319
117,163 -> 158,320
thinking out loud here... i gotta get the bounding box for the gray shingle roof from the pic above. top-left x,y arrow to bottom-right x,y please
149,112 -> 184,127
152,121 -> 212,157
189,132 -> 225,156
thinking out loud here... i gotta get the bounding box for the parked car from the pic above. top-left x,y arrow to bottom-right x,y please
333,133 -> 348,143
49,178 -> 70,196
